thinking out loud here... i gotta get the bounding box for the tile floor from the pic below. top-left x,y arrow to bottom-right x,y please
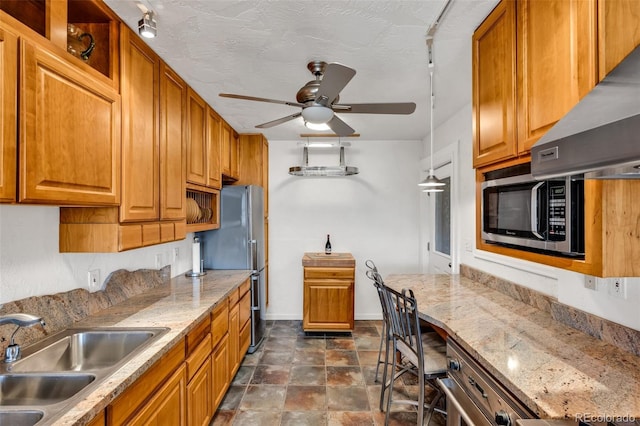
211,320 -> 445,426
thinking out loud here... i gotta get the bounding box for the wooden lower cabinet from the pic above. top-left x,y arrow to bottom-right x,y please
228,301 -> 240,378
129,364 -> 186,426
187,358 -> 212,426
302,256 -> 356,332
104,285 -> 251,425
87,410 -> 105,426
211,333 -> 230,409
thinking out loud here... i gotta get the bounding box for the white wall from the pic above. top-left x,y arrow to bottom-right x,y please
267,139 -> 423,320
0,205 -> 194,304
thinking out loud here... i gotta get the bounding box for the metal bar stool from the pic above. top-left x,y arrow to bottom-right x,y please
377,282 -> 447,426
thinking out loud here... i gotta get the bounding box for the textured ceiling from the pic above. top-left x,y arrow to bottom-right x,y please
104,0 -> 498,141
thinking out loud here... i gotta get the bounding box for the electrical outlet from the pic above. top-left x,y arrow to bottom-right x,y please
584,275 -> 597,290
173,247 -> 179,263
88,269 -> 101,292
607,278 -> 627,299
155,253 -> 163,269
464,240 -> 473,252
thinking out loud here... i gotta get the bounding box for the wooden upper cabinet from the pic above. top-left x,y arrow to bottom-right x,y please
516,0 -> 597,151
598,0 -> 640,80
206,107 -> 222,190
221,122 -> 239,181
186,88 -> 207,186
19,37 -> 120,205
472,0 -> 516,168
119,27 -> 159,222
237,133 -> 269,217
0,26 -> 18,203
160,62 -> 187,220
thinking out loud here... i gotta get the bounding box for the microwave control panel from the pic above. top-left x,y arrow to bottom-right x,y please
547,183 -> 566,238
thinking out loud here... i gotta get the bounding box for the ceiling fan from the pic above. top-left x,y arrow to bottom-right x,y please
219,61 -> 416,137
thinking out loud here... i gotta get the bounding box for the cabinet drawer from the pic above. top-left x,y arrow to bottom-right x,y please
304,267 -> 354,280
185,316 -> 211,356
211,300 -> 229,348
227,288 -> 239,306
142,223 -> 160,246
239,278 -> 250,297
239,290 -> 250,325
186,333 -> 211,381
159,222 -> 174,243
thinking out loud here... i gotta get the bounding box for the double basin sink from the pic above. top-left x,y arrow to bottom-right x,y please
0,327 -> 168,425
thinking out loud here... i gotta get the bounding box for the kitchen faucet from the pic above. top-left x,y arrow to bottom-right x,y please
0,313 -> 46,363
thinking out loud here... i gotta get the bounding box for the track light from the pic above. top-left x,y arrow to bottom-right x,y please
138,11 -> 157,39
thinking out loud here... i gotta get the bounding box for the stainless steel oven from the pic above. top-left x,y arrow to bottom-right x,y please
437,339 -> 536,426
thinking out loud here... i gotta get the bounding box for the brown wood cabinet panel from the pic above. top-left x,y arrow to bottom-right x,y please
206,107 -> 222,189
186,316 -> 212,357
239,318 -> 250,357
0,25 -> 17,202
186,358 -> 212,426
87,409 -> 105,426
237,133 -> 269,216
221,122 -> 239,181
186,334 -> 211,382
108,343 -> 185,425
211,332 -> 229,410
516,0 -> 597,151
119,27 -> 159,222
127,364 -> 186,426
228,301 -> 240,379
19,37 -> 120,205
598,0 -> 640,80
160,62 -> 187,220
186,88 -> 207,186
472,0 -> 517,168
303,279 -> 354,331
211,299 -> 229,349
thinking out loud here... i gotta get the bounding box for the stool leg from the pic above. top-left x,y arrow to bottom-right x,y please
375,320 -> 386,382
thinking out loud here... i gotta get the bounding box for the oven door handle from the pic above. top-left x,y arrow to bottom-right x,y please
437,378 -> 479,426
530,182 -> 545,240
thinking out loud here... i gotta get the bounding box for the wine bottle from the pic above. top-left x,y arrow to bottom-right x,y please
325,234 -> 332,255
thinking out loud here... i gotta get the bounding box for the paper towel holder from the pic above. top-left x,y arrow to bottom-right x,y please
185,236 -> 207,277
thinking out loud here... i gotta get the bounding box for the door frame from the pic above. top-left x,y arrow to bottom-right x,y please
419,140 -> 459,274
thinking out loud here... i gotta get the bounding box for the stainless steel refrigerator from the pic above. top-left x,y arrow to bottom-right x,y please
198,185 -> 266,353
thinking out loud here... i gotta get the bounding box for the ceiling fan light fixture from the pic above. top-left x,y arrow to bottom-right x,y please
304,121 -> 331,131
301,106 -> 334,124
138,11 -> 157,39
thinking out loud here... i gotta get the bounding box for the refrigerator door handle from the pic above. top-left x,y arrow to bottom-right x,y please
249,239 -> 258,272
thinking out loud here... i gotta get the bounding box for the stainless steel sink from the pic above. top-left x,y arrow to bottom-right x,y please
0,410 -> 43,426
0,373 -> 95,405
0,327 -> 168,425
10,329 -> 161,372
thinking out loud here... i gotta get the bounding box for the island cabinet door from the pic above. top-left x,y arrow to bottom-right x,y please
19,38 -> 120,205
303,279 -> 354,331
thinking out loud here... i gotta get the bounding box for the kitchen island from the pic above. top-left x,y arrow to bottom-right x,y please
384,274 -> 640,420
46,269 -> 251,425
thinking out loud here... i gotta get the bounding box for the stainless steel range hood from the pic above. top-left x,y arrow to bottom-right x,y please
531,45 -> 640,180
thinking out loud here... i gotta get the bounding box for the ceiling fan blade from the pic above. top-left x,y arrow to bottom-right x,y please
314,63 -> 356,106
333,102 -> 416,114
255,112 -> 302,129
327,115 -> 355,137
220,93 -> 305,108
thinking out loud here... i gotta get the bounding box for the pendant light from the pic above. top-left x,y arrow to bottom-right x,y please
419,1 -> 454,193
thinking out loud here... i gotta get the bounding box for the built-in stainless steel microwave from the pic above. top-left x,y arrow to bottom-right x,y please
481,165 -> 584,258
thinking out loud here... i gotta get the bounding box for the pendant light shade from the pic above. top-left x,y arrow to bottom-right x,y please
418,35 -> 446,192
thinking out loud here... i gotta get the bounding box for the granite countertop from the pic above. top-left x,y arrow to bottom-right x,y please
302,252 -> 355,267
51,269 -> 252,426
384,274 -> 640,420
